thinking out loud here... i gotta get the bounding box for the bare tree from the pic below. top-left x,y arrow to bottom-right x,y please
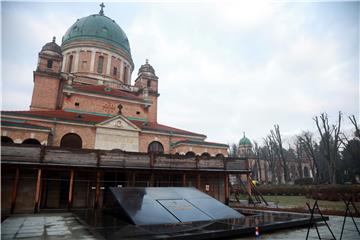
228,143 -> 239,157
314,112 -> 342,184
253,141 -> 262,181
298,131 -> 319,182
294,139 -> 304,179
270,124 -> 290,183
349,115 -> 360,138
262,136 -> 277,183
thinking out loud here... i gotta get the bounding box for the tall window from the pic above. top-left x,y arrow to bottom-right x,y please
67,55 -> 73,73
47,59 -> 53,69
113,67 -> 117,76
97,56 -> 104,73
148,141 -> 164,154
123,66 -> 128,83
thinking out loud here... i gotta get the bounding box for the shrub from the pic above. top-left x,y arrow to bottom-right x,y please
294,178 -> 314,185
256,184 -> 360,201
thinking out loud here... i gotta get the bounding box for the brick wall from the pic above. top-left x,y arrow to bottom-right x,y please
52,124 -> 96,149
30,74 -> 60,110
2,128 -> 50,145
62,93 -> 148,119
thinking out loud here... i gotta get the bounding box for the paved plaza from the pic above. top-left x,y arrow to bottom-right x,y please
1,213 -> 97,240
1,213 -> 359,239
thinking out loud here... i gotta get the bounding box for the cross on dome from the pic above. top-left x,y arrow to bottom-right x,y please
99,2 -> 105,15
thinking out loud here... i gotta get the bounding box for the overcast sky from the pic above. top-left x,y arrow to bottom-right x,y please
1,1 -> 359,146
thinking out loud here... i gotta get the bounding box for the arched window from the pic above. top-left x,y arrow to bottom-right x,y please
60,133 -> 82,149
148,141 -> 164,154
303,166 -> 310,178
68,55 -> 73,73
215,153 -> 224,158
200,152 -> 211,159
97,56 -> 104,73
47,59 -> 53,69
22,138 -> 41,145
1,136 -> 14,144
185,151 -> 196,157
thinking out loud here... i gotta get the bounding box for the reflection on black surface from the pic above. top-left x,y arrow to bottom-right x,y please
74,208 -> 317,240
109,187 -> 244,225
73,187 -> 321,239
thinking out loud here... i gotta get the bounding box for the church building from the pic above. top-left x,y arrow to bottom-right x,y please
2,5 -> 228,156
1,4 -> 250,214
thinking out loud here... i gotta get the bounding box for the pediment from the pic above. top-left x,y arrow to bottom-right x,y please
96,115 -> 140,131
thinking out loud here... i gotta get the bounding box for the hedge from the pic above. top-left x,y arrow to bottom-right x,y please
256,184 -> 360,201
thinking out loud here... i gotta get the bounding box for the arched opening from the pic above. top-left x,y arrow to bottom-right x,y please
147,141 -> 164,154
303,166 -> 310,178
60,133 -> 82,149
47,59 -> 53,69
22,138 -> 41,145
185,151 -> 196,157
97,56 -> 104,73
200,152 -> 211,159
1,136 -> 14,144
68,55 -> 73,73
215,153 -> 224,158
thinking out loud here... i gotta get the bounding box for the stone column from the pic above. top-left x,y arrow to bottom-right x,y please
74,50 -> 80,72
90,51 -> 96,73
106,55 -> 112,76
119,60 -> 124,82
61,54 -> 67,72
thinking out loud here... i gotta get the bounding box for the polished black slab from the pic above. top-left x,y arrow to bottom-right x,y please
109,187 -> 244,225
74,208 -> 328,240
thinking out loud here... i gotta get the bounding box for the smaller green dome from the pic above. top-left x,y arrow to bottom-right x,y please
239,133 -> 252,145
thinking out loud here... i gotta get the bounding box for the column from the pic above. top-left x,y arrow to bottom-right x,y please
90,51 -> 96,73
95,171 -> 101,209
119,60 -> 124,82
132,172 -> 136,187
34,168 -> 42,213
224,173 -> 229,205
61,54 -> 67,72
10,167 -> 20,214
106,55 -> 112,76
127,67 -> 131,85
68,169 -> 74,210
149,172 -> 154,187
196,173 -> 201,189
74,50 -> 80,72
182,173 -> 187,187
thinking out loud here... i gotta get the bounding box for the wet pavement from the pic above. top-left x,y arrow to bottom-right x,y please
2,212 -> 359,239
1,213 -> 96,240
240,215 -> 360,239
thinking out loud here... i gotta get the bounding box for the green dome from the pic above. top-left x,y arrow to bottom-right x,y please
62,14 -> 131,56
239,134 -> 252,146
